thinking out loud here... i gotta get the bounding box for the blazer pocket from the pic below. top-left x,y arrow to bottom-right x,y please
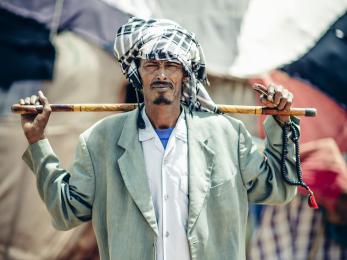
210,179 -> 233,197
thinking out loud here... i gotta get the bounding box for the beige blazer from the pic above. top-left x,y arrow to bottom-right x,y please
23,107 -> 298,260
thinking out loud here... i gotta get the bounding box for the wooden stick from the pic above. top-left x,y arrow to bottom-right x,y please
11,103 -> 317,117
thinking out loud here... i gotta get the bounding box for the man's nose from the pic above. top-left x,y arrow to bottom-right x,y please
155,66 -> 168,81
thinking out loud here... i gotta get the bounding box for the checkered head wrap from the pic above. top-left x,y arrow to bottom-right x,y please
114,17 -> 217,113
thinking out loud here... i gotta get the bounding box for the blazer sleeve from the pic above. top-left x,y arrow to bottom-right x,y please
238,116 -> 298,204
22,135 -> 95,230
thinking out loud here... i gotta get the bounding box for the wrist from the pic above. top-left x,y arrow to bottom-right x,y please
274,115 -> 290,126
26,134 -> 46,145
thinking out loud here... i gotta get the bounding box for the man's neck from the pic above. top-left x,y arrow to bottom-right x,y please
144,103 -> 181,129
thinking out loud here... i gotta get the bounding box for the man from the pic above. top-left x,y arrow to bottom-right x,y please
20,18 -> 298,260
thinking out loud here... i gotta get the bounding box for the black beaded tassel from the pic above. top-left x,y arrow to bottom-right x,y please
281,122 -> 318,209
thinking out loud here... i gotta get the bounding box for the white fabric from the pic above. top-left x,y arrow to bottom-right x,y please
99,0 -> 154,18
230,0 -> 347,77
139,109 -> 190,260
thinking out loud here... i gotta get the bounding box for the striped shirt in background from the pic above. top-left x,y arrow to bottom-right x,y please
248,196 -> 347,260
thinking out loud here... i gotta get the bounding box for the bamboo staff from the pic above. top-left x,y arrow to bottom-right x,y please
11,103 -> 317,117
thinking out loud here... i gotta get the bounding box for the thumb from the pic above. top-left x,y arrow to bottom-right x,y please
38,91 -> 52,116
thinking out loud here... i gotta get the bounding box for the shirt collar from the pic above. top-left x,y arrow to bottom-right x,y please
138,106 -> 187,143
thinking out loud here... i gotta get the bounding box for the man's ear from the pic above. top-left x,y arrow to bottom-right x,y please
182,75 -> 189,84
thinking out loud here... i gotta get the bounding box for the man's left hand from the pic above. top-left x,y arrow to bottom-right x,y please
259,83 -> 293,123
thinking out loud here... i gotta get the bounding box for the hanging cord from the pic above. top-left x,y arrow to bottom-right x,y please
50,0 -> 65,40
135,88 -> 145,129
280,121 -> 318,208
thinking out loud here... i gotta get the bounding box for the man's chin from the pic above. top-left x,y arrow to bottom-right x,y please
153,96 -> 172,105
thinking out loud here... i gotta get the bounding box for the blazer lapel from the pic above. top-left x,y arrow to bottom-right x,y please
186,110 -> 215,234
117,110 -> 158,235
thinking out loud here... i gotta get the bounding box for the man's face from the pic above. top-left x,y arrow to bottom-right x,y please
138,59 -> 186,106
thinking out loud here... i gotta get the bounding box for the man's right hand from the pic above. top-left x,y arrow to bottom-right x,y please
20,91 -> 52,144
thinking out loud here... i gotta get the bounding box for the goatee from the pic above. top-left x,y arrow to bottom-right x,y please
153,95 -> 172,105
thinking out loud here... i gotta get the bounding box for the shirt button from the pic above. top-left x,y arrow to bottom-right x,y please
164,194 -> 169,201
165,231 -> 170,237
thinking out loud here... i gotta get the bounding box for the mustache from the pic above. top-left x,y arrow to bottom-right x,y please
150,81 -> 173,88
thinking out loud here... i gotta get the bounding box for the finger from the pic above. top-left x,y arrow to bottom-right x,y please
284,92 -> 293,111
19,99 -> 25,105
38,91 -> 49,105
38,91 -> 52,115
273,85 -> 283,106
30,95 -> 38,105
260,96 -> 276,108
24,97 -> 31,105
267,84 -> 275,102
277,89 -> 289,110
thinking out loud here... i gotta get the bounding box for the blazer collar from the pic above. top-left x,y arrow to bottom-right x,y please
185,107 -> 215,234
117,106 -> 215,236
117,109 -> 159,235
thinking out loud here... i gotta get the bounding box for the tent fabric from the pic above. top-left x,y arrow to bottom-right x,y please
282,12 -> 347,107
250,70 -> 347,153
0,31 -> 126,259
0,0 -> 249,76
100,0 -> 154,18
0,0 -> 130,53
151,0 -> 250,76
230,0 -> 347,77
207,75 -> 258,136
0,8 -> 55,89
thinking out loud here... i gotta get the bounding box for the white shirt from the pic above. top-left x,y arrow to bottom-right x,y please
139,109 -> 190,260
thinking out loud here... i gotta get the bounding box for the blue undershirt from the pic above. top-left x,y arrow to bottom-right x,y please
155,128 -> 174,149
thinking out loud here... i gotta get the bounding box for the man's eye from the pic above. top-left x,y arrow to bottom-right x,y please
167,63 -> 180,68
145,64 -> 157,68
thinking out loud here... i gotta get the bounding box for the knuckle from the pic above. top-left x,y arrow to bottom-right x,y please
280,96 -> 287,101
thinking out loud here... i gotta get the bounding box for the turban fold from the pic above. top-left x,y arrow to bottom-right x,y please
114,17 -> 217,113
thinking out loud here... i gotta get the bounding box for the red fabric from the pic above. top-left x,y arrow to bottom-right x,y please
298,138 -> 347,212
249,70 -> 347,153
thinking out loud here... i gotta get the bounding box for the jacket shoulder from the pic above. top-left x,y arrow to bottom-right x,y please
80,110 -> 135,142
191,110 -> 244,131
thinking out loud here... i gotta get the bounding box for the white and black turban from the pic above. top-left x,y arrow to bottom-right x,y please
114,17 -> 217,113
